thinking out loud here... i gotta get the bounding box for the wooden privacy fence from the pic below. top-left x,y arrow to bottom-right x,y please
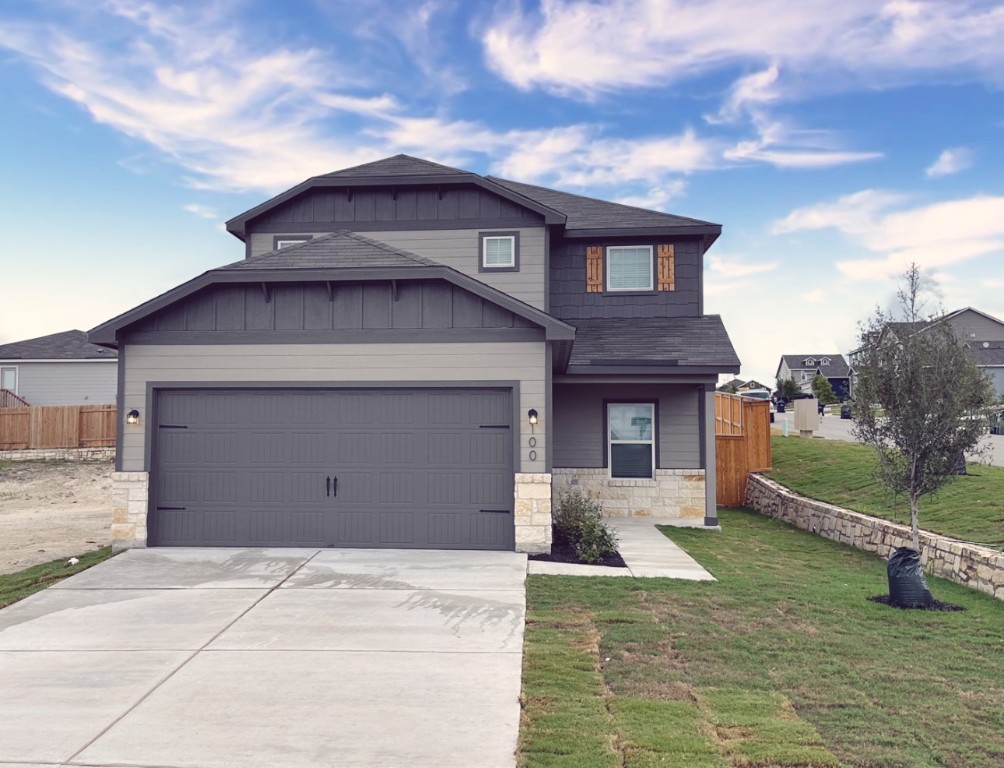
715,393 -> 771,506
0,405 -> 117,450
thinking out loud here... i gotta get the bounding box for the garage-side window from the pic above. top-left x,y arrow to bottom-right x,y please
479,231 -> 520,272
0,366 -> 16,394
273,236 -> 311,250
608,403 -> 655,478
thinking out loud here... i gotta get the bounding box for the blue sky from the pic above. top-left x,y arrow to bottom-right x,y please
2,0 -> 1003,386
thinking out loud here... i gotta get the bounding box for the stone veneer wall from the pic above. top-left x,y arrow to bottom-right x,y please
746,473 -> 1004,601
514,472 -> 552,554
110,471 -> 149,551
0,447 -> 115,462
552,468 -> 705,519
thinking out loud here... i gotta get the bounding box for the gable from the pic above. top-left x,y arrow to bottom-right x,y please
943,308 -> 1004,342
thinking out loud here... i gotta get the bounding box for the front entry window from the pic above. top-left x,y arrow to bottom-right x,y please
608,403 -> 655,478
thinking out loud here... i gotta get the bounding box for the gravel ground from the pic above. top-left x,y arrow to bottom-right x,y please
0,460 -> 114,574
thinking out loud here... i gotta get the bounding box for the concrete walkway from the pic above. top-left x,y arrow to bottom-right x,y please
0,547 -> 527,768
528,518 -> 716,580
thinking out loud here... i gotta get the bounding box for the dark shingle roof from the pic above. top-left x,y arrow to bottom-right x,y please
968,341 -> 1004,367
780,354 -> 851,378
220,231 -> 440,271
487,176 -> 719,233
568,316 -> 739,371
320,154 -> 469,179
0,330 -> 118,360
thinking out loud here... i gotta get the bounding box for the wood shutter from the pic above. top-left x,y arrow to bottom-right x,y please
657,244 -> 676,291
586,246 -> 604,292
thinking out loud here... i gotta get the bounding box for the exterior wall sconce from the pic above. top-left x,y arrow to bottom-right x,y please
528,408 -> 538,433
126,409 -> 141,425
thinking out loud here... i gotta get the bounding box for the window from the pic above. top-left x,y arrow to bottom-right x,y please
0,366 -> 16,393
273,236 -> 311,250
479,232 -> 519,271
606,246 -> 653,291
608,403 -> 655,478
803,357 -> 815,366
821,357 -> 831,365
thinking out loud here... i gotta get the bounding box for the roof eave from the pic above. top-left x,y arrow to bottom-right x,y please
564,363 -> 740,375
562,224 -> 722,240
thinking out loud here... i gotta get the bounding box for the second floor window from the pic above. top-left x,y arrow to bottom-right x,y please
607,246 -> 653,291
274,236 -> 311,250
480,232 -> 519,271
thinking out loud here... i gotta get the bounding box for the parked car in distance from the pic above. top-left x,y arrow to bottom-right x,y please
739,389 -> 775,422
840,401 -> 853,420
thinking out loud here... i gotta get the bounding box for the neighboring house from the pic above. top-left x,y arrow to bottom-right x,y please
0,330 -> 117,406
775,354 -> 852,400
716,377 -> 744,392
89,155 -> 739,554
736,379 -> 768,393
850,307 -> 1004,400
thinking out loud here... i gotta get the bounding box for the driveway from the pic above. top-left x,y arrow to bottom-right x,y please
0,547 -> 527,768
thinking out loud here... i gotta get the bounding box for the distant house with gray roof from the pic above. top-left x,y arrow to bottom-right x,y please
775,354 -> 852,400
0,330 -> 117,406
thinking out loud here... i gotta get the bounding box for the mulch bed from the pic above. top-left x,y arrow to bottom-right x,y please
528,539 -> 627,568
868,595 -> 966,612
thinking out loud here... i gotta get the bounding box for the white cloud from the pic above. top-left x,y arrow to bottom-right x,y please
615,182 -> 688,210
925,147 -> 973,177
183,204 -> 218,220
802,288 -> 825,303
483,0 -> 1004,97
706,255 -> 779,278
774,191 -> 1004,280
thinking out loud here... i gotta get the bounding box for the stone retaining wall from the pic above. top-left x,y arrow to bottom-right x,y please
0,447 -> 115,462
552,467 -> 705,519
746,473 -> 1004,601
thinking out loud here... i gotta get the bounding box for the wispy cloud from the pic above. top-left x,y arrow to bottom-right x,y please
183,203 -> 218,220
706,255 -> 780,278
774,191 -> 1004,279
925,147 -> 973,177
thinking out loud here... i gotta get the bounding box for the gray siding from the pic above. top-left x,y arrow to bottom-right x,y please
249,186 -> 543,231
124,279 -> 540,342
121,342 -> 547,474
550,238 -> 701,320
948,310 -> 1004,341
248,228 -> 547,311
552,383 -> 701,469
6,361 -> 117,406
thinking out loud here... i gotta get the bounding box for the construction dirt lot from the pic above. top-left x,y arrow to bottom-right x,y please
0,460 -> 114,574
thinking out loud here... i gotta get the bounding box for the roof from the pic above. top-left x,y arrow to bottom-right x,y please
225,154 -> 720,241
221,231 -> 439,271
0,330 -> 118,361
777,354 -> 851,378
488,176 -> 720,237
565,316 -> 739,374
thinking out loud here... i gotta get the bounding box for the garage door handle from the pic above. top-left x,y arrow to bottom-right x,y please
157,506 -> 187,511
325,476 -> 330,497
480,509 -> 510,514
332,476 -> 338,497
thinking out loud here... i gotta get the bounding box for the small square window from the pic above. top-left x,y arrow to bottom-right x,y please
1,366 -> 16,393
606,246 -> 653,291
608,403 -> 655,479
274,237 -> 311,250
483,236 -> 515,268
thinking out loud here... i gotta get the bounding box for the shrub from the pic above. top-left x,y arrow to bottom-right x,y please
553,489 -> 618,564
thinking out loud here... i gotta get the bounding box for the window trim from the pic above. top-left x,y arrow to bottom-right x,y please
0,365 -> 17,394
273,236 -> 312,250
605,400 -> 657,479
605,245 -> 654,292
478,231 -> 520,273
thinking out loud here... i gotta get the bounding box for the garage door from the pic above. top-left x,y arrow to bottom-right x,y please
150,388 -> 514,550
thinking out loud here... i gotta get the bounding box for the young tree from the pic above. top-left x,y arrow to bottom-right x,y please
775,376 -> 799,401
853,264 -> 995,550
811,375 -> 839,405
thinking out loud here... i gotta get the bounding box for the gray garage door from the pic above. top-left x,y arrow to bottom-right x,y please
150,388 -> 514,550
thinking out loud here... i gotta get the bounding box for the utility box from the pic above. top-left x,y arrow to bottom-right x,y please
794,398 -> 819,436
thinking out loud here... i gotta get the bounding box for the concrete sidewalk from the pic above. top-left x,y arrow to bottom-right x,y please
0,547 -> 527,768
528,518 -> 716,580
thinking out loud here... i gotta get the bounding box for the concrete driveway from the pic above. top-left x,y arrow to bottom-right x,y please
0,547 -> 527,768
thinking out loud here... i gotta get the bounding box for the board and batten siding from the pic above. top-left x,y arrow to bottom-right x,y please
247,227 -> 547,311
6,361 -> 117,406
552,383 -> 702,469
121,342 -> 546,474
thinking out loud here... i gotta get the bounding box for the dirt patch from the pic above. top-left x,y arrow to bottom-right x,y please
0,460 -> 114,574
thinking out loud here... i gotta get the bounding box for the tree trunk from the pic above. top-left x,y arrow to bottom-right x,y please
910,495 -> 920,551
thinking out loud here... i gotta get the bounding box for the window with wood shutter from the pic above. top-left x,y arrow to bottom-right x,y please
657,244 -> 676,291
586,246 -> 603,292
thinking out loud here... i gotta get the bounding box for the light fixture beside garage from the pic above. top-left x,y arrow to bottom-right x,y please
528,409 -> 538,433
126,409 -> 140,425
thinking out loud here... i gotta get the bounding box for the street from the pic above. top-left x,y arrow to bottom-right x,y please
772,410 -> 1003,467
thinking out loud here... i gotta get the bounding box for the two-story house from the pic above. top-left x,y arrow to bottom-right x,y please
89,155 -> 739,554
775,354 -> 852,400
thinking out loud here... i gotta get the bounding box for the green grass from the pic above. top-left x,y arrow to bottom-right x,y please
519,509 -> 1004,768
768,435 -> 1004,548
0,548 -> 115,609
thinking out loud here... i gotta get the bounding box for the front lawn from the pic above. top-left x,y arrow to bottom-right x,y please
0,547 -> 114,609
519,509 -> 1004,767
768,435 -> 1004,548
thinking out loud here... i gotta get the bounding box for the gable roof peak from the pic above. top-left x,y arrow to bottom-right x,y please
318,154 -> 470,179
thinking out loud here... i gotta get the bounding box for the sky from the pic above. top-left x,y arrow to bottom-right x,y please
1,0 -> 1003,387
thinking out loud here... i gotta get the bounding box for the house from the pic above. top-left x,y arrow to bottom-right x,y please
736,379 -> 768,393
0,330 -> 117,406
89,155 -> 739,554
716,377 -> 744,392
850,307 -> 1004,399
775,354 -> 852,400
